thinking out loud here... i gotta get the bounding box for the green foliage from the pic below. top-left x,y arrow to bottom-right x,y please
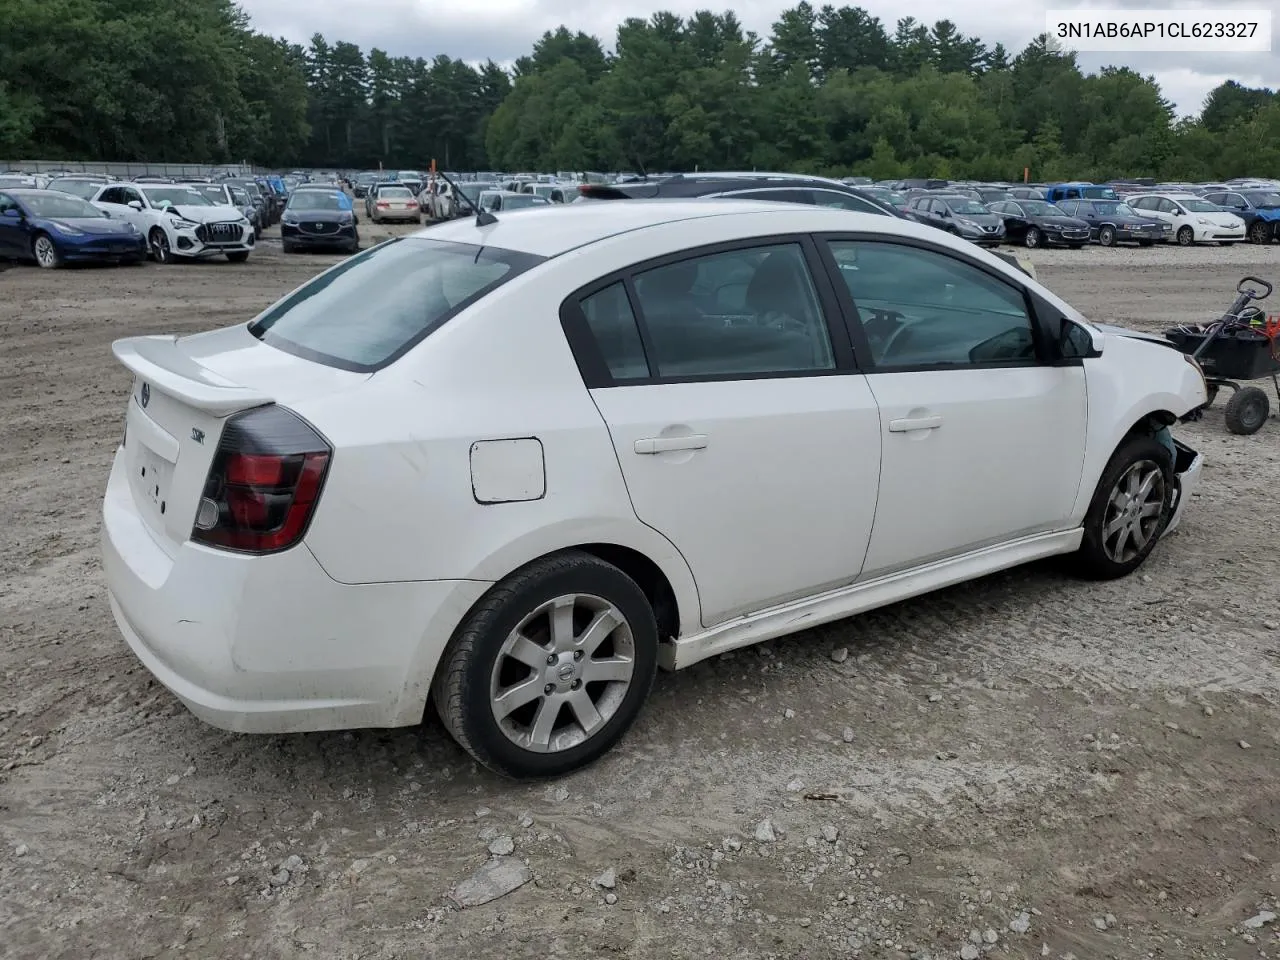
1,0 -> 1277,179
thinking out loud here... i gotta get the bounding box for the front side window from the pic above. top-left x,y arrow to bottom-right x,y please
826,240 -> 1037,369
248,238 -> 544,371
628,243 -> 835,378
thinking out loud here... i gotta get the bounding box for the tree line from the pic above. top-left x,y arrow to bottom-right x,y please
3,0 -> 1278,182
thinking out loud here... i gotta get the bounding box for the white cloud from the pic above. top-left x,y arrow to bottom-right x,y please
239,0 -> 1278,115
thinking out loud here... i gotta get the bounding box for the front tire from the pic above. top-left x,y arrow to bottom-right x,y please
1248,221 -> 1270,244
1225,386 -> 1270,435
1023,227 -> 1042,249
1176,226 -> 1195,246
1073,434 -> 1174,580
1098,225 -> 1116,247
32,233 -> 62,269
148,227 -> 172,264
432,551 -> 659,779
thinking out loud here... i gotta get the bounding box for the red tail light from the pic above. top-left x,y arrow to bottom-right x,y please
376,201 -> 390,208
192,405 -> 331,554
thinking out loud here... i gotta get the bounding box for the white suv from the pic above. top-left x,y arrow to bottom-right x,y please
102,201 -> 1207,777
92,182 -> 255,263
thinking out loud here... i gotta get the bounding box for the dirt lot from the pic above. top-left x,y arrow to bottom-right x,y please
3,230 -> 1280,960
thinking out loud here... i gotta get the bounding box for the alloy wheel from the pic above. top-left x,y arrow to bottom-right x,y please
1101,460 -> 1166,564
150,228 -> 171,263
33,235 -> 59,268
488,593 -> 636,754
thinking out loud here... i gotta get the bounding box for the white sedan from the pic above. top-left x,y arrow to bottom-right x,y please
102,201 -> 1207,778
1128,192 -> 1247,246
92,182 -> 256,263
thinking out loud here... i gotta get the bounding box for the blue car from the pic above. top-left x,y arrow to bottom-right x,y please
0,188 -> 147,268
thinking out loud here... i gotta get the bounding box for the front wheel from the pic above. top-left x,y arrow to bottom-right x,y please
32,233 -> 62,269
1225,386 -> 1270,435
1073,434 -> 1173,580
1098,226 -> 1116,247
1023,227 -> 1042,249
1176,226 -> 1195,246
432,551 -> 659,778
149,227 -> 172,264
1248,221 -> 1270,244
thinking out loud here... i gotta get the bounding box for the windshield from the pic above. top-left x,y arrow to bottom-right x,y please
190,185 -> 231,204
1020,200 -> 1062,216
142,186 -> 212,208
49,179 -> 102,199
1243,192 -> 1280,207
1179,198 -> 1221,213
947,199 -> 991,215
1082,186 -> 1118,199
1091,201 -> 1137,216
289,190 -> 349,211
378,186 -> 413,199
23,193 -> 107,219
530,185 -> 555,196
248,238 -> 543,371
0,176 -> 31,188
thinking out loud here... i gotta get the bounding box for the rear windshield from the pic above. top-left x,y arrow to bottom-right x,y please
248,238 -> 544,371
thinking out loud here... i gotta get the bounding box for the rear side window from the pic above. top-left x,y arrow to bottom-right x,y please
249,238 -> 544,372
580,283 -> 649,380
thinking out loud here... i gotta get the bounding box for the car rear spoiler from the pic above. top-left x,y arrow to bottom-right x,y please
112,335 -> 273,416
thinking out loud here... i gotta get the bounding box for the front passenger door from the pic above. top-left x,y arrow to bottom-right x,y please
819,238 -> 1087,577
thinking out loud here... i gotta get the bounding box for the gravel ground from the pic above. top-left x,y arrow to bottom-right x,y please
3,231 -> 1280,960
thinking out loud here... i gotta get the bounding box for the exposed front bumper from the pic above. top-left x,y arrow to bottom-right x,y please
1164,439 -> 1202,537
101,448 -> 488,732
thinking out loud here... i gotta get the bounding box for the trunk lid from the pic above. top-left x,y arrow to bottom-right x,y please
114,328 -> 369,553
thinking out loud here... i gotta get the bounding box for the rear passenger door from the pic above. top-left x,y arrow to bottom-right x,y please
561,238 -> 883,627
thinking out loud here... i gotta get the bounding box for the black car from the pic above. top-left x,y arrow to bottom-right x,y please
280,187 -> 359,255
1054,199 -> 1168,247
1201,189 -> 1280,244
575,173 -> 903,218
903,194 -> 1005,247
986,199 -> 1092,249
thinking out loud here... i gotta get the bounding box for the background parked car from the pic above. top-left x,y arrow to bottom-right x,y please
1199,188 -> 1280,244
0,188 -> 146,268
1053,198 -> 1168,247
987,199 -> 1092,248
184,181 -> 263,239
281,186 -> 359,254
904,194 -> 1005,247
92,182 -> 255,263
1127,193 -> 1246,246
46,175 -> 112,200
365,183 -> 421,223
478,190 -> 552,213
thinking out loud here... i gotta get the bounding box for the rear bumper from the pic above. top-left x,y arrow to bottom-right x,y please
101,448 -> 488,733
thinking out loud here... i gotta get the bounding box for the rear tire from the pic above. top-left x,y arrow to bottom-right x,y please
432,551 -> 659,779
1225,386 -> 1270,435
1072,434 -> 1174,580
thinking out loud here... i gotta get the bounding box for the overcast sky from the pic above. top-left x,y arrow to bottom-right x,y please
239,0 -> 1278,117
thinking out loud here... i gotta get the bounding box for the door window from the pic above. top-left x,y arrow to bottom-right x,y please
1157,199 -> 1181,215
1131,197 -> 1155,210
0,193 -> 17,215
620,243 -> 836,378
724,188 -> 812,205
826,240 -> 1037,368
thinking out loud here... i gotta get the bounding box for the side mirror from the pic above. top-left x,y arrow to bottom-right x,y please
127,200 -> 143,211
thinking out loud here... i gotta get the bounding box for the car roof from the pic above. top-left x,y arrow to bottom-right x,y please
415,198 -> 953,258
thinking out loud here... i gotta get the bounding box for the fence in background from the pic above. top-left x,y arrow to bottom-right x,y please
1,160 -> 258,178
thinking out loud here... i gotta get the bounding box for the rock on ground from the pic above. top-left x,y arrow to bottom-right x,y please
450,859 -> 534,908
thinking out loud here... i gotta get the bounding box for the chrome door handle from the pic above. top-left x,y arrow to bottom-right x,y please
634,435 -> 709,454
888,416 -> 943,433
